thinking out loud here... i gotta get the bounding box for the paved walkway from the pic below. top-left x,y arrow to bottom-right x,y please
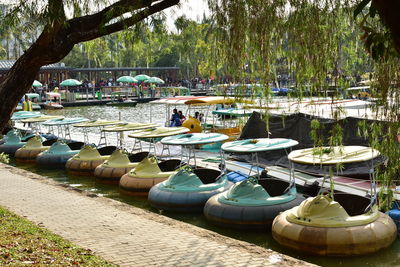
0,164 -> 315,267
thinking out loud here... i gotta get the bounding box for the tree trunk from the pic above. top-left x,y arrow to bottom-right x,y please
374,0 -> 400,55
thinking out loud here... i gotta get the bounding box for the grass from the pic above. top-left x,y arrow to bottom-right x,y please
0,206 -> 116,266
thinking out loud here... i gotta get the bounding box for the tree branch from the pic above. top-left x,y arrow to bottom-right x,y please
68,0 -> 179,43
68,0 -> 156,35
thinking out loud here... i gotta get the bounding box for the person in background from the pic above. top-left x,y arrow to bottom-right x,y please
194,111 -> 200,121
199,113 -> 204,123
178,110 -> 186,124
22,95 -> 33,111
170,108 -> 181,127
150,83 -> 156,98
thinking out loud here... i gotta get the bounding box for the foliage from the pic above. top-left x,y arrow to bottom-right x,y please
0,206 -> 115,266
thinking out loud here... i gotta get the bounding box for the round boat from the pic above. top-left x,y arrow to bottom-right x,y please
65,145 -> 117,176
272,193 -> 397,256
36,141 -> 84,168
203,178 -> 304,230
94,150 -> 149,184
148,168 -> 232,212
15,136 -> 56,162
0,130 -> 27,155
119,157 -> 181,196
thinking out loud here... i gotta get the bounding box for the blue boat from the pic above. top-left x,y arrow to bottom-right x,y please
36,141 -> 84,168
203,178 -> 304,230
148,168 -> 232,212
0,130 -> 27,155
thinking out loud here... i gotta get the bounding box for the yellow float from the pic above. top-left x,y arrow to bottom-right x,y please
182,116 -> 202,133
65,145 -> 116,176
272,145 -> 397,256
272,193 -> 397,256
15,136 -> 50,163
119,157 -> 181,196
94,149 -> 149,184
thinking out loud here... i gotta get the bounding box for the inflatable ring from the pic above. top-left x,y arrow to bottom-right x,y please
65,145 -> 116,176
94,150 -> 149,184
272,194 -> 397,256
15,136 -> 55,163
203,178 -> 304,230
148,168 -> 232,212
0,130 -> 26,155
119,157 -> 181,196
36,141 -> 84,168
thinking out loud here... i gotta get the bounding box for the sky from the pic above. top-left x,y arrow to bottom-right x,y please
165,0 -> 210,32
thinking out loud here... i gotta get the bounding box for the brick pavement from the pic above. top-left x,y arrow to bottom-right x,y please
0,164 -> 315,267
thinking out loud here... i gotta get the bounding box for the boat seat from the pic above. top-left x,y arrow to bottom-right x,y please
158,159 -> 181,172
259,178 -> 291,197
128,151 -> 149,163
333,193 -> 371,216
193,168 -> 221,184
42,139 -> 58,146
98,146 -> 117,156
67,142 -> 85,150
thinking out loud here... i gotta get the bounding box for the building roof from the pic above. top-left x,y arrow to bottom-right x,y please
0,60 -> 71,71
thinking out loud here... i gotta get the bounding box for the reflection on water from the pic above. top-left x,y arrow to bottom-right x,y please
11,104 -> 400,267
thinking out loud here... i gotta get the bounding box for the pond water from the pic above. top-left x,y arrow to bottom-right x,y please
11,104 -> 400,267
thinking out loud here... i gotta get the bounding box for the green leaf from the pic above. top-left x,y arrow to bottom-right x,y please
353,0 -> 371,19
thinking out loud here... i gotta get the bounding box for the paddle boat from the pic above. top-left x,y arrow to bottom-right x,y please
148,133 -> 231,212
43,92 -> 63,109
65,145 -> 117,176
119,157 -> 182,196
148,168 -> 232,212
94,149 -> 149,184
15,93 -> 41,111
36,141 -> 84,168
14,136 -> 57,163
149,96 -> 253,141
272,146 -> 397,256
203,138 -> 303,230
0,130 -> 30,155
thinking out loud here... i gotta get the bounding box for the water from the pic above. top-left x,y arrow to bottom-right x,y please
10,104 -> 400,267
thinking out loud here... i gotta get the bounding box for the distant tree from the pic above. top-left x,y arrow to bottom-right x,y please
0,0 -> 179,132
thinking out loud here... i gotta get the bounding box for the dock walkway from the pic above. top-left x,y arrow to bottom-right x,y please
0,164 -> 314,267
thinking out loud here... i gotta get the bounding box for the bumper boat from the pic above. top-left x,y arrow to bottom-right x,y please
36,141 -> 84,168
204,178 -> 304,230
272,193 -> 397,256
0,130 -> 28,155
94,150 -> 149,184
65,145 -> 117,176
119,157 -> 181,196
148,168 -> 232,212
15,136 -> 57,162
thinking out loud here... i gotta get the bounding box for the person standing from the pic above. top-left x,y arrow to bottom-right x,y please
22,95 -> 33,111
